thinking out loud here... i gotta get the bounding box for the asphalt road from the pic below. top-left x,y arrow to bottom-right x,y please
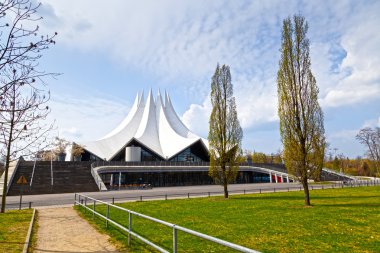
5,183 -> 308,208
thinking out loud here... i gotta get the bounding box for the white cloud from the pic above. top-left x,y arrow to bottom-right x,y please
46,94 -> 130,142
318,2 -> 380,107
181,98 -> 211,138
39,1 -> 380,123
328,129 -> 358,140
30,0 -> 380,157
234,75 -> 278,128
61,127 -> 82,139
362,117 -> 380,129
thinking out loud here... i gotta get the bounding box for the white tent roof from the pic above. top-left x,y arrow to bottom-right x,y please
83,90 -> 208,161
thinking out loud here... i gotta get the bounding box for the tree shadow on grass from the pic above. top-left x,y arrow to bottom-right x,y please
315,203 -> 380,208
233,195 -> 380,201
233,195 -> 302,201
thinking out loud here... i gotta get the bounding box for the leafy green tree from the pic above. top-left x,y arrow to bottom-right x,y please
273,151 -> 283,164
208,64 -> 243,199
333,156 -> 340,171
251,151 -> 266,163
277,14 -> 326,206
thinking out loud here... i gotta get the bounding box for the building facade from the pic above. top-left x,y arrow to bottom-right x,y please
77,90 -> 291,189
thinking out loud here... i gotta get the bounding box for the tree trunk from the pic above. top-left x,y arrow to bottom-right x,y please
1,162 -> 9,213
302,177 -> 311,206
1,88 -> 15,213
223,181 -> 229,199
221,164 -> 229,199
1,138 -> 13,213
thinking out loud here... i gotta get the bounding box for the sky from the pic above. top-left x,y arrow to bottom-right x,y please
32,0 -> 380,158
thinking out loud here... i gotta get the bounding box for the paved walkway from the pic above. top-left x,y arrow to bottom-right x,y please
33,207 -> 121,253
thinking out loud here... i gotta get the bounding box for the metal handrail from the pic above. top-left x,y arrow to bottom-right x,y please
6,158 -> 22,195
91,161 -> 286,171
322,168 -> 356,180
50,158 -> 53,186
90,166 -> 106,191
29,157 -> 37,188
75,194 -> 260,253
77,180 -> 379,204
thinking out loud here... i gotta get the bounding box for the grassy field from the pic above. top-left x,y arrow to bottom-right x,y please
76,186 -> 380,253
0,209 -> 33,253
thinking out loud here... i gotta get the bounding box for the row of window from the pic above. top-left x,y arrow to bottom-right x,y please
101,171 -> 271,187
169,148 -> 203,162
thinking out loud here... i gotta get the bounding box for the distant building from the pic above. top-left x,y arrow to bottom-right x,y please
80,90 -> 209,162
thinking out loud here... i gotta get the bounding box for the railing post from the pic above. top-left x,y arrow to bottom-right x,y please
165,194 -> 167,200
93,200 -> 96,218
106,203 -> 110,228
140,196 -> 142,201
74,193 -> 77,206
29,202 -> 32,209
244,189 -> 246,194
84,197 -> 87,213
208,192 -> 210,197
173,225 -> 178,253
259,189 -> 261,194
112,197 -> 114,204
128,212 -> 132,246
188,193 -> 190,199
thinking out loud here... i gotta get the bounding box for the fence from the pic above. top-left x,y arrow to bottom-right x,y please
1,179 -> 379,210
0,201 -> 33,210
75,193 -> 260,253
83,179 -> 380,204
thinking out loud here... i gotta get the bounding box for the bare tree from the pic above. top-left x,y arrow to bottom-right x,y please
208,64 -> 243,199
277,14 -> 326,206
0,0 -> 57,213
356,127 -> 380,176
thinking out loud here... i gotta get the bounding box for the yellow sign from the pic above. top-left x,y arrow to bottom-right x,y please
16,175 -> 28,185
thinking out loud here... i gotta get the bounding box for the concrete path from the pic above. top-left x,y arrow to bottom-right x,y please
33,207 -> 121,253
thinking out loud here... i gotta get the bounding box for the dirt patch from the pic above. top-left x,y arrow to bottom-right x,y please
33,207 -> 121,253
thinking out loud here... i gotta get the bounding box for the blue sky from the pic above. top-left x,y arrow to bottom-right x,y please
36,0 -> 380,158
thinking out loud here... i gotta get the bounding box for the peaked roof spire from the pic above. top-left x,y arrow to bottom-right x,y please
82,90 -> 208,161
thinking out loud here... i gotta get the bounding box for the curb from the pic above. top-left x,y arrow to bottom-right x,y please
22,208 -> 36,253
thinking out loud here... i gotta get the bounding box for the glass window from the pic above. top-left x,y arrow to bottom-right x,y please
141,148 -> 161,161
169,148 -> 203,162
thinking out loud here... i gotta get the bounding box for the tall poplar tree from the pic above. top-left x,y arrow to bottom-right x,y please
277,15 -> 326,206
208,64 -> 243,199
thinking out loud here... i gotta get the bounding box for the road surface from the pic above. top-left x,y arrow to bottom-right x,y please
5,183 -> 307,209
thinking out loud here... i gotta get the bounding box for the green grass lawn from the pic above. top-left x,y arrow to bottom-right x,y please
76,186 -> 380,253
0,209 -> 33,253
